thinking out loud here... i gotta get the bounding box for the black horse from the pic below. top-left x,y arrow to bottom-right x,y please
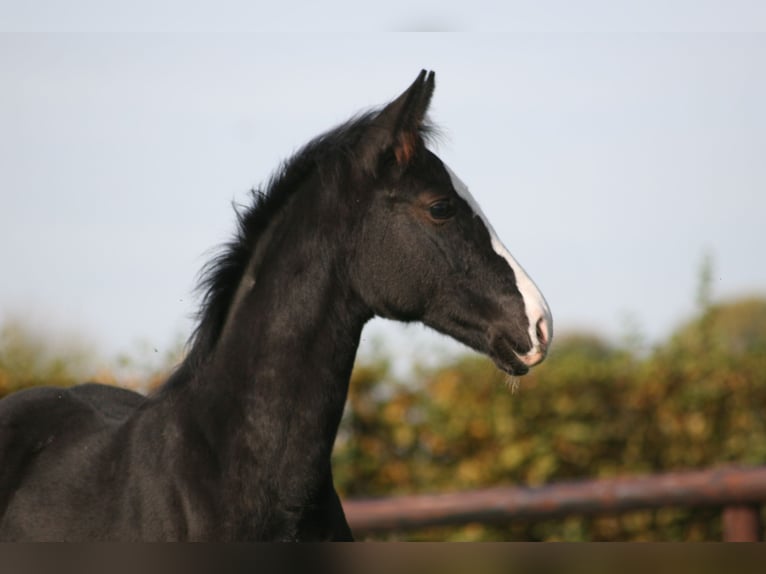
0,71 -> 551,541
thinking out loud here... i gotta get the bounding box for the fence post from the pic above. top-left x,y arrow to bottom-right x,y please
722,504 -> 761,541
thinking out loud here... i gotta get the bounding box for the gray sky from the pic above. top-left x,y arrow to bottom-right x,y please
1,17 -> 765,371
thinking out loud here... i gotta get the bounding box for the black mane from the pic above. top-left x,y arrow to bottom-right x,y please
184,108 -> 437,370
185,111 -> 377,367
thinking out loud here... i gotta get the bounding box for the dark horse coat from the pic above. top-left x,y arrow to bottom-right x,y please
0,71 -> 551,541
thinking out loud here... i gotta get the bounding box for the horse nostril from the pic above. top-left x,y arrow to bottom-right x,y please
536,317 -> 549,350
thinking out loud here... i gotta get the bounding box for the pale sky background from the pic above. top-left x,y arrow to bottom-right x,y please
1,4 -> 765,375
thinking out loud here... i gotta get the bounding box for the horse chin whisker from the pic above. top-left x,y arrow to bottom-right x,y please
504,374 -> 521,395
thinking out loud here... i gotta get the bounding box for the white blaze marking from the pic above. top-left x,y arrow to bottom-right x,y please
444,164 -> 553,356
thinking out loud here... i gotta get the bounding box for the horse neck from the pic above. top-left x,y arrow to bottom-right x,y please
168,197 -> 370,503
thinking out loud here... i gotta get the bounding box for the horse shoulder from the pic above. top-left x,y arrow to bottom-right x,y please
66,382 -> 146,420
0,383 -> 143,476
0,383 -> 144,441
0,385 -> 144,520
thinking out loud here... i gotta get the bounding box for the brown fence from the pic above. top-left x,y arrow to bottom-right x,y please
344,465 -> 766,541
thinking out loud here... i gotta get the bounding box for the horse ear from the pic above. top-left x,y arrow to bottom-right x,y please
360,70 -> 436,172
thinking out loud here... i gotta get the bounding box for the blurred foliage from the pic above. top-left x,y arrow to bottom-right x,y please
333,294 -> 766,540
2,281 -> 766,540
0,320 -> 177,397
0,320 -> 87,396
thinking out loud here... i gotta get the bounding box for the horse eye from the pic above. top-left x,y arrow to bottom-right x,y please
428,200 -> 456,220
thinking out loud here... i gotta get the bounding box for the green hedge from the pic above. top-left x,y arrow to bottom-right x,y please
332,297 -> 766,540
2,297 -> 765,540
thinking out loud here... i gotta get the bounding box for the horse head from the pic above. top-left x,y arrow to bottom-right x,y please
349,70 -> 552,375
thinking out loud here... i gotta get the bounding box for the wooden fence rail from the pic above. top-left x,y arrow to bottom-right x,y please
343,465 -> 766,541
